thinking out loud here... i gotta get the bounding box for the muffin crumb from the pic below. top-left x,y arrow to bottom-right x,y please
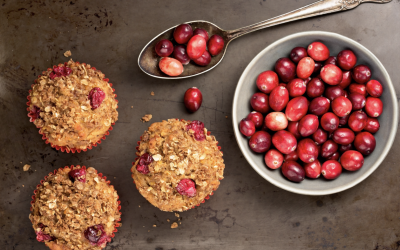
167,219 -> 170,222
153,225 -> 157,227
141,114 -> 152,122
151,91 -> 155,96
131,106 -> 133,109
63,50 -> 71,57
171,222 -> 178,229
175,213 -> 180,218
23,164 -> 31,171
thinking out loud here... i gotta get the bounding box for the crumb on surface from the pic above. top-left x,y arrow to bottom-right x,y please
131,106 -> 133,109
64,50 -> 71,57
23,164 -> 31,171
153,225 -> 156,227
141,114 -> 152,123
225,116 -> 228,119
151,91 -> 154,96
175,213 -> 179,218
167,219 -> 170,222
171,222 -> 178,229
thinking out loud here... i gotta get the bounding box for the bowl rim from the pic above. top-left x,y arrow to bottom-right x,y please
232,31 -> 398,196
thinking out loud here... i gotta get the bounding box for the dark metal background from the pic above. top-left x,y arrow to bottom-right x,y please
1,1 -> 399,249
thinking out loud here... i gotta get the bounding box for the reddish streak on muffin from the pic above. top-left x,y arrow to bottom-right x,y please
88,87 -> 106,110
136,153 -> 153,174
35,224 -> 53,242
68,168 -> 86,183
186,120 -> 205,141
84,224 -> 108,246
32,106 -> 41,119
176,179 -> 197,197
49,66 -> 72,79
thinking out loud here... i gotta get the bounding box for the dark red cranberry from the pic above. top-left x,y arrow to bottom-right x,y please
366,80 -> 383,97
193,28 -> 209,41
84,224 -> 108,246
297,138 -> 318,163
309,97 -> 330,116
269,86 -> 289,111
172,45 -> 190,65
365,97 -> 383,117
285,96 -> 309,122
155,39 -> 174,57
287,78 -> 306,97
339,143 -> 354,153
320,112 -> 339,132
352,65 -> 371,84
69,168 -> 86,183
275,58 -> 296,83
327,151 -> 340,161
337,50 -> 357,70
304,160 -> 321,179
239,118 -> 255,137
321,160 -> 342,180
307,78 -> 325,98
298,114 -> 319,137
321,140 -> 338,158
282,161 -> 305,182
186,120 -> 205,141
332,96 -> 352,117
338,114 -> 349,127
324,56 -> 337,66
313,61 -> 323,74
287,121 -> 302,139
312,128 -> 328,145
265,112 -> 288,131
297,57 -> 315,79
321,64 -> 343,85
136,153 -> 153,174
354,132 -> 376,155
304,77 -> 312,85
341,150 -> 364,171
184,87 -> 202,112
348,111 -> 368,132
173,24 -> 193,44
176,179 -> 197,197
284,151 -> 299,162
272,130 -> 297,154
49,65 -> 72,79
159,57 -> 183,76
251,92 -> 270,113
338,71 -> 352,89
208,34 -> 224,56
349,83 -> 367,96
332,128 -> 355,145
364,117 -> 380,134
192,50 -> 211,66
256,71 -> 279,94
249,131 -> 272,153
31,106 -> 41,120
307,41 -> 330,61
348,93 -> 366,110
187,35 -> 207,60
88,87 -> 106,110
265,149 -> 284,169
36,227 -> 54,242
247,111 -> 263,129
290,47 -> 307,64
324,86 -> 345,102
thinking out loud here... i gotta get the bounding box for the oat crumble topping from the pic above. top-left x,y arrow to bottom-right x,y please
141,114 -> 153,123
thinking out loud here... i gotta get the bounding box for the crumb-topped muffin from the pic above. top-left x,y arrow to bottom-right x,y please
27,60 -> 118,152
29,165 -> 121,250
131,119 -> 225,212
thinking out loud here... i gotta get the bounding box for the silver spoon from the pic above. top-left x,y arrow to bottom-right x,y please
138,0 -> 392,79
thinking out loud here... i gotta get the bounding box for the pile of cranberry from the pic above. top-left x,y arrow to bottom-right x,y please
239,41 -> 383,182
155,23 -> 225,77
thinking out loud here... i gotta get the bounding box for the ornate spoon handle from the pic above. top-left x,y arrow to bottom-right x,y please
227,0 -> 392,40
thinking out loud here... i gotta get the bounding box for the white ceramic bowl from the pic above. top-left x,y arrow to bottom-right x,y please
232,31 -> 398,195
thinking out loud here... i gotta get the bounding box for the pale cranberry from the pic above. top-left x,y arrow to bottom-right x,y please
321,112 -> 339,132
275,58 -> 296,83
176,179 -> 197,197
287,121 -> 301,139
88,87 -> 105,110
250,93 -> 270,113
349,84 -> 367,96
239,118 -> 255,137
172,45 -> 190,65
287,78 -> 306,97
247,111 -> 263,129
338,71 -> 352,89
187,35 -> 207,59
352,65 -> 371,84
366,80 -> 383,97
159,57 -> 184,76
307,41 -> 330,61
337,50 -> 357,70
249,131 -> 272,153
321,160 -> 342,180
208,35 -> 224,56
348,111 -> 368,132
155,39 -> 174,57
348,93 -> 366,110
321,64 -> 343,85
364,117 -> 380,134
365,97 -> 383,117
321,140 -> 338,158
306,78 -> 325,98
256,71 -> 279,94
304,160 -> 322,179
341,150 -> 364,171
265,149 -> 284,169
354,132 -> 376,155
193,28 -> 209,41
297,57 -> 315,79
324,56 -> 337,66
265,112 -> 288,131
282,161 -> 305,182
284,151 -> 299,162
332,128 -> 355,145
290,47 -> 307,64
285,96 -> 308,121
309,97 -> 330,116
192,50 -> 211,66
272,130 -> 297,154
312,128 -> 328,145
184,87 -> 202,112
297,138 -> 318,163
324,86 -> 345,101
298,114 -> 319,137
269,86 -> 289,111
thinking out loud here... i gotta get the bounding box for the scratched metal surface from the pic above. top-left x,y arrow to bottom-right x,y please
1,0 -> 400,250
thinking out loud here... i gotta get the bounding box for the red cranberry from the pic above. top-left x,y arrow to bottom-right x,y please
332,128 -> 355,145
306,78 -> 325,98
265,112 -> 288,131
331,96 -> 352,117
272,130 -> 297,154
282,161 -> 305,182
247,111 -> 263,129
290,47 -> 308,64
192,50 -> 211,66
275,58 -> 296,83
324,86 -> 345,101
187,35 -> 207,60
256,71 -> 279,94
287,78 -> 306,97
284,151 -> 299,162
352,65 -> 371,84
269,86 -> 289,111
159,57 -> 183,76
251,93 -> 270,113
193,28 -> 209,41
337,50 -> 357,70
354,132 -> 376,155
239,118 -> 256,137
285,96 -> 309,122
349,83 -> 367,96
320,112 -> 339,132
321,160 -> 342,180
36,228 -> 53,242
297,57 -> 315,79
173,24 -> 193,44
364,117 -> 380,134
184,87 -> 202,112
176,179 -> 197,197
312,128 -> 328,145
298,114 -> 319,137
321,64 -> 343,85
88,87 -> 106,110
324,56 -> 337,66
365,97 -> 383,117
84,224 -> 108,246
172,45 -> 190,65
348,111 -> 368,132
155,39 -> 174,57
265,149 -> 284,169
307,42 -> 330,61
208,35 -> 224,56
366,80 -> 383,97
338,71 -> 352,89
249,131 -> 272,153
313,61 -> 323,74
304,160 -> 322,179
338,114 -> 349,127
69,168 -> 86,183
327,151 -> 340,161
321,140 -> 338,158
339,143 -> 354,153
348,94 -> 366,110
341,150 -> 364,171
297,138 -> 318,163
309,97 -> 330,116
287,121 -> 302,139
49,65 -> 72,79
136,153 -> 153,174
186,120 -> 205,141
